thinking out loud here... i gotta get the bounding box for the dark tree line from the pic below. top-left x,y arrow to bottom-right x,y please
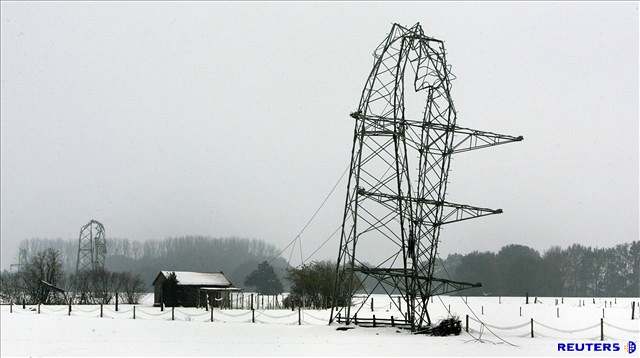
13,236 -> 290,291
7,238 -> 637,298
436,242 -> 639,297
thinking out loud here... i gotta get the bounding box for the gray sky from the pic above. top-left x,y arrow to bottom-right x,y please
1,2 -> 638,269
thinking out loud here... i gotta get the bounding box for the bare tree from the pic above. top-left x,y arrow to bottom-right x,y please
118,272 -> 145,304
0,270 -> 22,303
22,248 -> 64,304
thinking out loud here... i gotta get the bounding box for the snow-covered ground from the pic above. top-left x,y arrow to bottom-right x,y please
1,295 -> 638,356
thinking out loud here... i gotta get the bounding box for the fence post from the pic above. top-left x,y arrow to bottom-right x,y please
397,296 -> 401,310
133,306 -> 136,320
391,316 -> 395,327
10,302 -> 13,313
100,304 -> 103,318
530,318 -> 534,338
561,297 -> 564,304
251,294 -> 254,310
298,306 -> 301,325
600,318 -> 603,341
373,314 -> 376,327
38,303 -> 40,314
602,308 -> 605,318
171,306 -> 174,321
68,302 -> 71,316
481,305 -> 484,315
210,307 -> 213,322
22,299 -> 25,309
161,301 -> 164,312
371,297 -> 374,312
632,302 -> 635,320
252,308 -> 255,323
499,296 -> 501,304
338,312 -> 341,323
519,306 -> 522,317
465,314 -> 469,332
557,307 -> 559,318
526,292 -> 529,305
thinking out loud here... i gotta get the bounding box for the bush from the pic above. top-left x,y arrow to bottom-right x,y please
286,261 -> 361,309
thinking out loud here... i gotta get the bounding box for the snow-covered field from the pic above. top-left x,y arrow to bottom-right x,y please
1,295 -> 638,356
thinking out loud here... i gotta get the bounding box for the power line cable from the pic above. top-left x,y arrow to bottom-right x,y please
268,165 -> 349,264
436,254 -> 518,347
302,224 -> 342,265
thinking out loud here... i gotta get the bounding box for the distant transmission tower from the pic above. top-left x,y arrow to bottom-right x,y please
330,23 -> 523,331
9,248 -> 27,272
75,219 -> 106,273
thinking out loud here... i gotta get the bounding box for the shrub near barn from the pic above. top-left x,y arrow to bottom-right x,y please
285,261 -> 362,309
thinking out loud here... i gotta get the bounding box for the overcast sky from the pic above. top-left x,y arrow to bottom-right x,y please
1,2 -> 638,269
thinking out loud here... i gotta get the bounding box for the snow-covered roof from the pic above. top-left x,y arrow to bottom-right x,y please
199,287 -> 241,291
155,271 -> 234,287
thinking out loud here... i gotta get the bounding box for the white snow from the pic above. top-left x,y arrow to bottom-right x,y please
158,271 -> 233,286
1,295 -> 638,356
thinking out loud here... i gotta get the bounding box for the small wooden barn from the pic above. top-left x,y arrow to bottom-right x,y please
152,271 -> 239,307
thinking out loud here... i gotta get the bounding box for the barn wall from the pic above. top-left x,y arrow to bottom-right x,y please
153,276 -> 165,307
179,286 -> 200,307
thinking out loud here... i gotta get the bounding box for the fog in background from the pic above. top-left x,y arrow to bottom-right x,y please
1,2 -> 638,269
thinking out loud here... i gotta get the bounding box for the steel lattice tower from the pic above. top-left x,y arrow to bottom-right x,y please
330,23 -> 523,331
75,219 -> 106,273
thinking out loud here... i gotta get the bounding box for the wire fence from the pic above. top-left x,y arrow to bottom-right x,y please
466,315 -> 638,341
3,303 -> 638,340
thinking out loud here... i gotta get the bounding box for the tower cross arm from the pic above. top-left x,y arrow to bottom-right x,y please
429,277 -> 482,296
449,125 -> 523,154
348,112 -> 523,155
437,201 -> 503,225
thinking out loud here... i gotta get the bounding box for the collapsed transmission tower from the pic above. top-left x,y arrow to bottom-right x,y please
75,219 -> 106,273
330,23 -> 523,331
